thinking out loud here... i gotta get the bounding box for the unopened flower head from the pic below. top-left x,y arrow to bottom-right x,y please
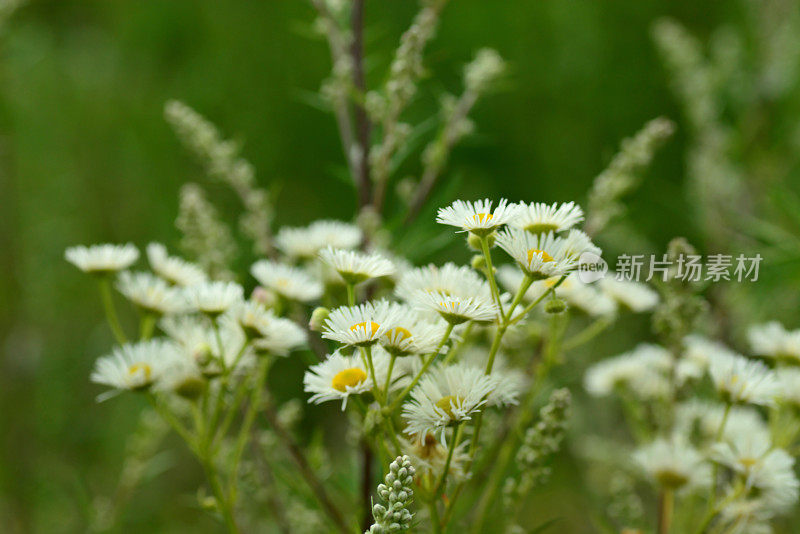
511,201 -> 584,235
91,339 -> 182,393
707,351 -> 780,406
251,259 -> 323,303
184,280 -> 244,317
65,243 -> 139,275
116,271 -> 188,316
319,246 -> 395,285
304,349 -> 392,409
146,242 -> 207,286
412,291 -> 497,325
436,198 -> 519,236
366,455 -> 416,534
496,228 -> 600,280
598,276 -> 659,313
748,321 -> 800,364
275,219 -> 362,259
633,436 -> 710,490
322,300 -> 403,347
402,363 -> 496,444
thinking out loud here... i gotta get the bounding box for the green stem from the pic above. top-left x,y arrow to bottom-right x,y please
361,345 -> 382,404
701,402 -> 732,531
658,488 -> 674,534
346,283 -> 356,306
508,275 -> 567,325
98,277 -> 127,344
429,500 -> 443,534
479,236 -> 504,319
504,274 -> 534,322
562,317 -> 611,351
200,455 -> 241,534
383,353 -> 397,398
139,313 -> 156,340
434,423 -> 462,498
443,321 -> 473,365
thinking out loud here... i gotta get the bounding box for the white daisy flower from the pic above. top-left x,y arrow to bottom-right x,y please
412,291 -> 498,325
116,271 -> 188,315
160,315 -> 251,374
460,347 -> 525,407
707,351 -> 780,406
303,349 -> 393,409
401,434 -> 470,480
748,321 -> 800,364
495,228 -> 600,280
65,243 -> 139,275
184,280 -> 244,317
91,339 -> 182,392
584,344 -> 672,399
633,436 -> 711,490
252,316 -> 308,356
598,276 -> 659,313
377,303 -> 450,357
675,334 -> 733,385
319,246 -> 395,285
402,363 -> 496,445
395,262 -> 496,305
232,300 -> 276,340
322,300 -> 403,347
436,198 -> 520,235
146,242 -> 207,286
511,201 -> 584,234
675,401 -> 769,445
275,220 -> 362,259
251,259 -> 323,303
156,356 -> 205,400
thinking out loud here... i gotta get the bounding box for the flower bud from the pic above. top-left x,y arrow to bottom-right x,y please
309,307 -> 331,332
545,298 -> 567,314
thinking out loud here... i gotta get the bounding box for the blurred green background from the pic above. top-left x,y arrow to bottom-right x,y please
2,0 -> 798,532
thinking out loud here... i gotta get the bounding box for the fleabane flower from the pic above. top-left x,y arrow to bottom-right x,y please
156,357 -> 205,400
460,348 -> 525,407
322,300 -> 402,347
748,321 -> 800,364
251,316 -> 308,356
275,219 -> 362,259
184,281 -> 244,317
395,262 -> 496,305
65,243 -> 139,275
707,351 -> 780,406
436,198 -> 519,236
511,201 -> 584,234
402,363 -> 496,445
251,259 -> 323,303
146,242 -> 207,286
91,339 -> 182,393
412,291 -> 498,325
378,303 -> 450,356
598,276 -> 659,313
495,228 -> 600,280
116,271 -> 188,316
584,344 -> 673,399
303,350 -> 391,409
319,246 -> 395,285
160,315 -> 250,374
633,436 -> 711,491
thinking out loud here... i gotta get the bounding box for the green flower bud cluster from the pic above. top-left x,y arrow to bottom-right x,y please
366,456 -> 416,533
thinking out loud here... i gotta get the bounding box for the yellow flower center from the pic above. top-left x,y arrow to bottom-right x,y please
739,457 -> 758,468
276,278 -> 290,287
332,368 -> 368,392
527,248 -> 554,264
350,321 -> 380,337
386,326 -> 413,342
435,395 -> 463,418
128,363 -> 152,381
471,213 -> 493,224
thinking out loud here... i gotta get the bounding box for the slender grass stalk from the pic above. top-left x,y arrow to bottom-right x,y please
98,277 -> 127,344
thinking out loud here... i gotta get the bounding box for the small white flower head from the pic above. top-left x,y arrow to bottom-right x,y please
401,434 -> 469,481
584,344 -> 673,399
275,219 -> 362,259
675,335 -> 733,385
251,316 -> 308,356
748,321 -> 800,364
436,198 -> 519,236
675,401 -> 769,445
717,499 -> 773,534
460,347 -> 525,407
161,314 -> 250,375
91,339 -> 181,393
146,242 -> 207,286
251,259 -> 323,303
598,276 -> 659,313
232,300 -> 276,340
412,291 -> 498,325
304,349 -> 393,409
633,436 -> 710,491
318,246 -> 395,285
156,357 -> 205,400
495,228 -> 600,280
184,280 -> 244,317
322,300 -> 402,347
511,201 -> 584,235
378,303 -> 450,357
707,351 -> 780,406
402,363 -> 496,445
65,243 -> 139,275
116,271 -> 188,316
395,262 -> 496,305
